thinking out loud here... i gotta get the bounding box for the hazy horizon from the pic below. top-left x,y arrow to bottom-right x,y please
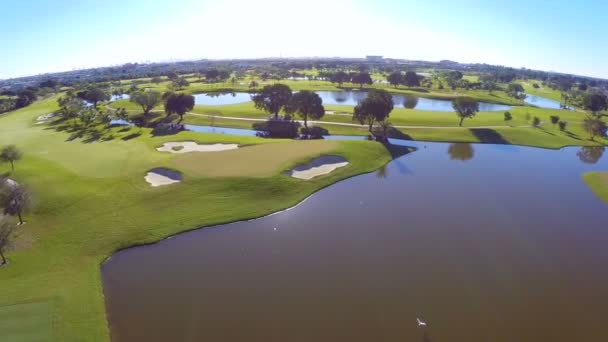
2,0 -> 607,79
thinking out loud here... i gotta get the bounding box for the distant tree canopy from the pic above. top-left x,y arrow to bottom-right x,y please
284,90 -> 324,128
351,72 -> 373,88
15,89 -> 38,109
130,91 -> 162,116
582,93 -> 607,115
402,71 -> 420,87
205,69 -> 231,83
452,96 -> 479,126
353,89 -> 393,132
329,71 -> 350,86
164,93 -> 195,122
251,84 -> 293,119
170,77 -> 189,91
39,79 -> 59,88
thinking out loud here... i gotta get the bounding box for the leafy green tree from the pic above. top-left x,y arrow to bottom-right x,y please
452,97 -> 479,126
114,108 -> 129,122
251,84 -> 293,119
0,145 -> 22,171
78,87 -> 109,108
558,120 -> 568,131
130,91 -> 162,116
164,93 -> 195,122
330,71 -> 350,86
284,91 -> 325,129
582,116 -> 607,141
507,83 -> 526,100
353,89 -> 394,132
79,108 -> 97,128
0,183 -> 30,225
480,74 -> 498,93
582,93 -> 607,116
0,218 -> 14,265
550,115 -> 560,126
57,96 -> 84,122
403,71 -> 420,87
504,111 -> 512,122
249,80 -> 259,90
387,72 -> 403,88
532,116 -> 541,128
351,72 -> 373,89
170,77 -> 189,91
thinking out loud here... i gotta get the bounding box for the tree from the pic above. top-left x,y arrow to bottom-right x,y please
249,80 -> 259,90
330,71 -> 350,86
1,183 -> 30,225
582,117 -> 607,141
0,145 -> 22,171
582,93 -> 607,116
114,108 -> 129,122
549,115 -> 560,126
480,74 -> 498,93
78,87 -> 109,108
403,71 -> 420,87
507,83 -> 526,100
448,143 -> 474,161
0,218 -> 14,266
532,116 -> 541,128
353,89 -> 394,133
504,111 -> 512,122
351,72 -> 373,89
403,96 -> 419,109
15,89 -> 38,109
444,71 -> 463,90
164,93 -> 195,123
151,76 -> 163,84
387,72 -> 403,88
577,146 -> 605,164
130,91 -> 162,116
57,96 -> 84,122
558,120 -> 568,131
251,84 -> 293,119
452,97 -> 479,126
170,77 -> 189,91
79,108 -> 97,127
284,90 -> 325,129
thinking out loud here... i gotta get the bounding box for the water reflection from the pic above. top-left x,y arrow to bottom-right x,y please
577,146 -> 605,164
447,143 -> 475,161
376,164 -> 388,178
403,95 -> 419,109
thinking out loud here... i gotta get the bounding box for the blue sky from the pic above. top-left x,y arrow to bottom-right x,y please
1,0 -> 607,79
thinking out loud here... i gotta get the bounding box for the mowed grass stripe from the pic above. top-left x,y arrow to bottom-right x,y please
0,301 -> 53,342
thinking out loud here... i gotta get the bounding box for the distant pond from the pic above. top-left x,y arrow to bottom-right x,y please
192,91 -> 513,112
524,94 -> 563,109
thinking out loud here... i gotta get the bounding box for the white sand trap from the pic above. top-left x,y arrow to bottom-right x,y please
144,168 -> 182,187
286,156 -> 349,180
36,113 -> 55,124
2,178 -> 18,188
156,141 -> 239,154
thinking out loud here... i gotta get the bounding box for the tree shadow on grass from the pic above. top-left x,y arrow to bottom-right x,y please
469,128 -> 510,144
121,132 -> 142,141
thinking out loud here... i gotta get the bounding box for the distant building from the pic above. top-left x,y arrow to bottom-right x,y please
366,55 -> 384,63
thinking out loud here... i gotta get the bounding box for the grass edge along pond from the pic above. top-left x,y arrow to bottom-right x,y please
0,96 -> 410,341
583,171 -> 608,205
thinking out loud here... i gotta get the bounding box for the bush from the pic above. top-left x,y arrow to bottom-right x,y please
532,83 -> 540,88
558,121 -> 568,131
532,116 -> 541,128
504,111 -> 512,121
550,115 -> 560,125
252,119 -> 300,138
300,126 -> 328,139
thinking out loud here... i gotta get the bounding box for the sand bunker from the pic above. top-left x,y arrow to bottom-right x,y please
286,156 -> 349,180
156,141 -> 239,154
36,113 -> 56,124
144,168 -> 182,187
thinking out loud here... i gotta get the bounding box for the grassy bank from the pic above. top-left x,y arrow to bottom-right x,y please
583,172 -> 608,205
0,97 -> 402,341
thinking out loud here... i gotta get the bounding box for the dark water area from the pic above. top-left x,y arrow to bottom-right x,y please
103,142 -> 608,342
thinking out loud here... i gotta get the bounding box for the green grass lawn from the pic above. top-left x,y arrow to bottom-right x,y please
0,96 -> 403,341
0,301 -> 53,342
583,172 -> 608,205
520,80 -> 563,102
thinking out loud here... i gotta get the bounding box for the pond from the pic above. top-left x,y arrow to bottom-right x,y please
190,91 -> 512,112
524,94 -> 563,109
316,91 -> 512,112
103,142 -> 608,342
193,92 -> 253,106
110,94 -> 130,101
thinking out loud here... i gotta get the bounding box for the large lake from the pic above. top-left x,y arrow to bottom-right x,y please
192,91 -> 513,112
103,141 -> 608,342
